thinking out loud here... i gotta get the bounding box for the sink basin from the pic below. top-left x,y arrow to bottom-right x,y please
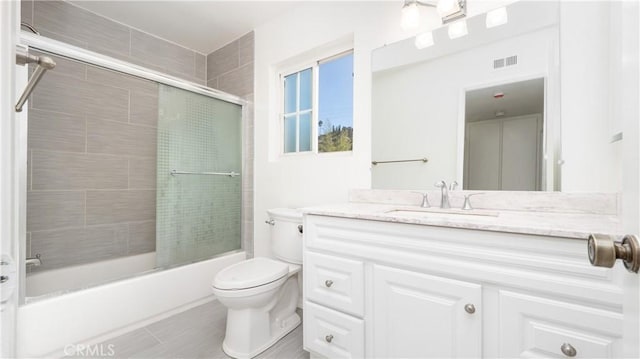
385,207 -> 499,218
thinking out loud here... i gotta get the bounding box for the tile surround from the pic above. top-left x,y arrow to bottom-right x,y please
23,1 -> 255,272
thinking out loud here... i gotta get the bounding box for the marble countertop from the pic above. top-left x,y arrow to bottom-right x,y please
301,202 -> 622,240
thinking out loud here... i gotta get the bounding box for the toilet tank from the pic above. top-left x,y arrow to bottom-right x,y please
267,208 -> 303,264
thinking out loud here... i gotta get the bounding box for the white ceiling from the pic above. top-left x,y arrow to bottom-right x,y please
70,1 -> 310,54
465,78 -> 544,122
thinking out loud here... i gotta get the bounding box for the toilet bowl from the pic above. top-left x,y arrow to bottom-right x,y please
212,208 -> 303,359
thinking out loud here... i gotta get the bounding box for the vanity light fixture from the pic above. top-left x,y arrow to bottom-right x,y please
401,0 -> 466,31
486,6 -> 508,28
448,19 -> 468,39
415,31 -> 435,49
437,0 -> 467,24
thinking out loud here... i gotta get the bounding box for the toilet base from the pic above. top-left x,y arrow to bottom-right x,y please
222,312 -> 301,359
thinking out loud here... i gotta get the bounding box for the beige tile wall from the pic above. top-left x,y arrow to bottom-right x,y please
22,0 -> 255,270
26,54 -> 159,272
21,0 -> 207,271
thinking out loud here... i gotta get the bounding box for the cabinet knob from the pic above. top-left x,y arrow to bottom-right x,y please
560,343 -> 577,357
325,280 -> 333,288
464,303 -> 476,314
325,334 -> 334,343
0,275 -> 9,283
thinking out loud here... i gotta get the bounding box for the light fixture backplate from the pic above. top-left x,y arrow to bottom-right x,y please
441,0 -> 467,24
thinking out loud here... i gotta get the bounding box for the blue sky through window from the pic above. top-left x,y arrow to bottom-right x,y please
318,53 -> 354,135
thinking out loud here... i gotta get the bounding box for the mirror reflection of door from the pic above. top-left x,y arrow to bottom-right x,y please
463,78 -> 544,191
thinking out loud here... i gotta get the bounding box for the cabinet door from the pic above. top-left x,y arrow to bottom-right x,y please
499,290 -> 623,358
372,265 -> 482,358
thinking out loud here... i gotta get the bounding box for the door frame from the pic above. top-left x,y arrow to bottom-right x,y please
0,0 -> 20,357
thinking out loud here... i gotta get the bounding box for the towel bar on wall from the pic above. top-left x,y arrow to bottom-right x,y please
170,169 -> 240,177
371,157 -> 428,165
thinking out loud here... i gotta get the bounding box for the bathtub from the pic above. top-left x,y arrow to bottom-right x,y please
17,250 -> 245,358
26,252 -> 157,299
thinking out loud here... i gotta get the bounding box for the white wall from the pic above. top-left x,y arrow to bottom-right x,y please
560,1 -> 620,191
252,2 -> 403,258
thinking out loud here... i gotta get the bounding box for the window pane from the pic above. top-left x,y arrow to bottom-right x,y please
299,112 -> 312,152
318,52 -> 354,152
284,115 -> 297,153
284,73 -> 297,114
299,68 -> 312,111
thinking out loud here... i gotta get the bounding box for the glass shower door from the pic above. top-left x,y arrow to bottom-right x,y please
156,85 -> 242,267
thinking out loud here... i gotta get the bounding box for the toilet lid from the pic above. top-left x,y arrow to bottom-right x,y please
213,258 -> 289,290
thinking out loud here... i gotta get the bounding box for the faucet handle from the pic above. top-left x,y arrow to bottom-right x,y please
412,192 -> 431,208
462,193 -> 484,210
449,181 -> 459,191
434,180 -> 446,188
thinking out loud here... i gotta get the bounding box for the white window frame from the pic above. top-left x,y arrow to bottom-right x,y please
278,48 -> 354,157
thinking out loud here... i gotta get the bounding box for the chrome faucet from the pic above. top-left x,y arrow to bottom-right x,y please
434,180 -> 451,209
26,253 -> 42,267
449,180 -> 459,191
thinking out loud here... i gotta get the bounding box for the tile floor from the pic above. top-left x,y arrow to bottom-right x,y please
83,300 -> 308,358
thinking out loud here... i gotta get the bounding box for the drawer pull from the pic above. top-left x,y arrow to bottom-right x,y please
464,303 -> 476,314
325,334 -> 334,343
560,343 -> 576,357
324,279 -> 333,288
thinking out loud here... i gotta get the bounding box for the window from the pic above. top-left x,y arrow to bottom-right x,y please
281,51 -> 353,154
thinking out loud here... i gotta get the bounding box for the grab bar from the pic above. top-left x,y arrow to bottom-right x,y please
15,47 -> 56,112
170,169 -> 240,177
372,157 -> 428,165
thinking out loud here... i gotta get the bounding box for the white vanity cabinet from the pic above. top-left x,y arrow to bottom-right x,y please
302,214 -> 626,358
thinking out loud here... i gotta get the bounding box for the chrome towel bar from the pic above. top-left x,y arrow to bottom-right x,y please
371,157 -> 428,165
170,170 -> 240,177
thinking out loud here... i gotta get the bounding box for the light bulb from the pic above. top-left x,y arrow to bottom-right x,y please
415,32 -> 434,49
437,0 -> 460,18
486,7 -> 508,28
401,2 -> 420,31
448,19 -> 468,39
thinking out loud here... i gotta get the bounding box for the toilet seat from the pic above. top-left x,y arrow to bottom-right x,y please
213,257 -> 289,290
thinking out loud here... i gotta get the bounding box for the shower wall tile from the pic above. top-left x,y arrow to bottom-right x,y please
238,32 -> 255,67
86,190 -> 156,225
27,109 -> 86,152
30,224 -> 128,271
130,30 -> 197,80
33,0 -> 131,59
86,67 -> 158,97
129,157 -> 157,189
32,71 -> 130,122
128,221 -> 156,255
130,92 -> 159,127
195,53 -> 206,81
31,151 -> 128,190
216,64 -> 254,98
27,191 -> 85,232
27,0 -> 206,84
206,41 -> 239,80
87,119 -> 157,157
21,0 -> 33,24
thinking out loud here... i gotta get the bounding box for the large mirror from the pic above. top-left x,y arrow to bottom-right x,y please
372,1 -> 628,192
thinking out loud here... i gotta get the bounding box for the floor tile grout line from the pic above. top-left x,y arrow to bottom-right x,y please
143,326 -> 164,345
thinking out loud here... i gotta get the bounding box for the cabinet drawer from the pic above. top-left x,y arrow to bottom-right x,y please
303,301 -> 364,359
304,251 -> 364,317
499,291 -> 623,358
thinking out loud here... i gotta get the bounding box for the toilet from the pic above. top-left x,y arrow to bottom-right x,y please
211,208 -> 302,359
